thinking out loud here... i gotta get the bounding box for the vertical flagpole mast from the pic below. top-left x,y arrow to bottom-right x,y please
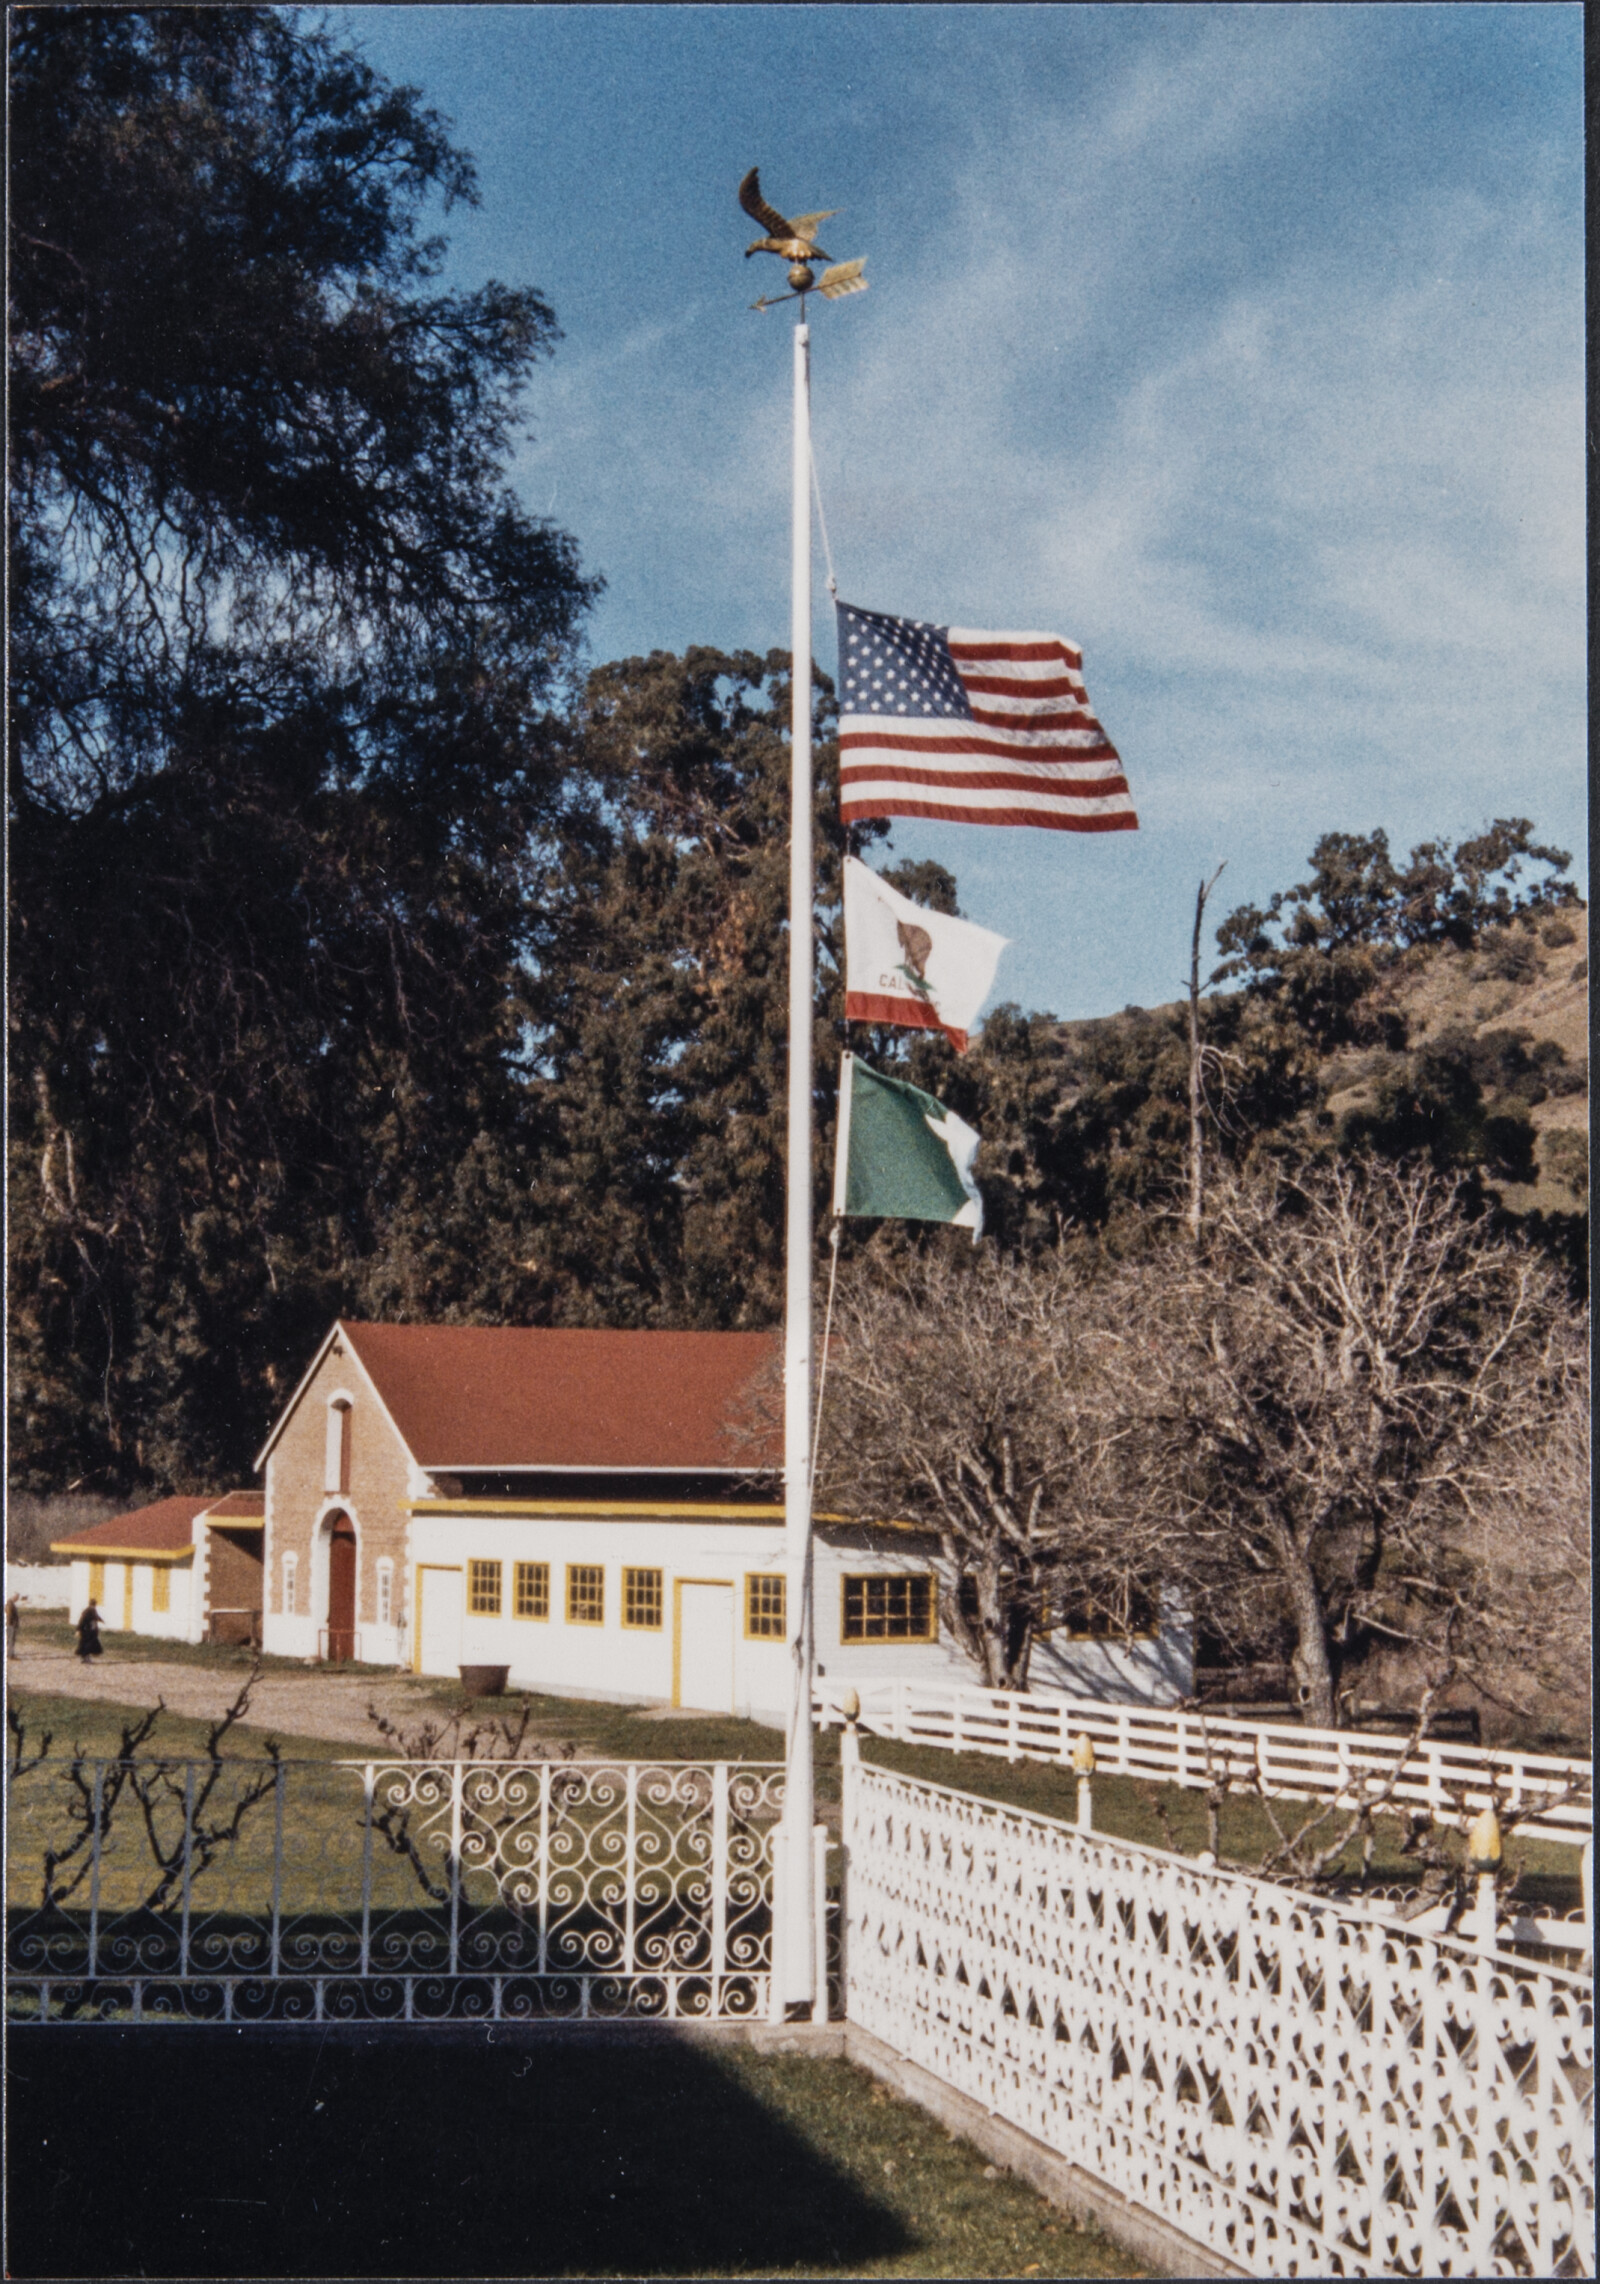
775,311 -> 816,2013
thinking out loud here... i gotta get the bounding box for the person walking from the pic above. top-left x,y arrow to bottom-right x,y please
5,1593 -> 22,1657
75,1598 -> 104,1661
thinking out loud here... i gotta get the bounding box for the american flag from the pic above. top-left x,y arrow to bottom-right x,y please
836,601 -> 1137,833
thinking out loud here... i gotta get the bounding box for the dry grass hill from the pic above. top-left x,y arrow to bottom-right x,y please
1056,903 -> 1588,1224
1321,904 -> 1588,1217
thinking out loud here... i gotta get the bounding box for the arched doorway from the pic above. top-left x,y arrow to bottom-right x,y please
324,1513 -> 357,1662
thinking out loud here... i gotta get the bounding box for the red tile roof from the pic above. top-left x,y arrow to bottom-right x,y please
203,1490 -> 265,1521
339,1323 -> 781,1471
51,1495 -> 212,1557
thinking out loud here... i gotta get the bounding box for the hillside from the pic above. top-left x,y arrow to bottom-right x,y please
1324,905 -> 1588,1217
1049,905 -> 1588,1225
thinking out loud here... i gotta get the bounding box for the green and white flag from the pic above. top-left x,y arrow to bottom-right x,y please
832,1053 -> 983,1236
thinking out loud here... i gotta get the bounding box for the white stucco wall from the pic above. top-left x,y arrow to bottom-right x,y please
399,1510 -> 1192,1718
4,1562 -> 72,1607
62,1555 -> 193,1639
407,1508 -> 795,1720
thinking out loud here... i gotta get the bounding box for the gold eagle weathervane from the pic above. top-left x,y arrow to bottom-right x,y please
740,167 -> 867,311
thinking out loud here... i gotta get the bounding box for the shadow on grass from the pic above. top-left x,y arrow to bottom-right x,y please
6,2027 -> 913,2278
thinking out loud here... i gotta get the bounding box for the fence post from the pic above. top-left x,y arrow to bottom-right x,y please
448,1760 -> 463,1976
179,1762 -> 195,1978
1072,1736 -> 1095,1832
811,1823 -> 829,2025
1467,1805 -> 1501,1955
624,1762 -> 638,1977
839,1719 -> 859,2017
952,1690 -> 964,1755
538,1762 -> 550,1976
1006,1695 -> 1020,1765
711,1764 -> 729,2005
88,1764 -> 104,1979
270,1760 -> 285,1980
360,1765 -> 375,1977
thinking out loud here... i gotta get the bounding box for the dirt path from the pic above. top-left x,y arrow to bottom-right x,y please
6,1644 -> 730,1751
7,1644 -> 463,1749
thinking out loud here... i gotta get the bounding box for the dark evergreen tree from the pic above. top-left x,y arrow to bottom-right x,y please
8,7 -> 596,1490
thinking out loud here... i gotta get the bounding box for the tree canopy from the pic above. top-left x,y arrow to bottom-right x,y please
10,4 -> 594,804
8,6 -> 597,1488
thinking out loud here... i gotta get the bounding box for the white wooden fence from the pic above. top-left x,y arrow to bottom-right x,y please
817,1677 -> 1592,1848
840,1747 -> 1595,2279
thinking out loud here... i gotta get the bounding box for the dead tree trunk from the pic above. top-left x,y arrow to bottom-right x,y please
1186,864 -> 1226,1245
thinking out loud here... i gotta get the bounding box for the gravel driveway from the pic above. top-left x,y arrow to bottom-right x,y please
8,1643 -> 474,1749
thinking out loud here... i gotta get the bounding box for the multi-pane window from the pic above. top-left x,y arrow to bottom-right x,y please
514,1561 -> 549,1620
841,1574 -> 937,1642
745,1573 -> 787,1639
151,1565 -> 170,1614
566,1564 -> 605,1626
1052,1583 -> 1160,1640
375,1560 -> 394,1627
88,1560 -> 106,1606
622,1568 -> 663,1630
282,1552 -> 298,1617
468,1559 -> 503,1616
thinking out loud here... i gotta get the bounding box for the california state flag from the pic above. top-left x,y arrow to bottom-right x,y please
842,856 -> 1008,1053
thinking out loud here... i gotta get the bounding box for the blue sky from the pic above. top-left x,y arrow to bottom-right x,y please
338,3 -> 1585,1023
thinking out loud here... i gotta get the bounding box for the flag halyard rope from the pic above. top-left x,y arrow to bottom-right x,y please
809,442 -> 838,598
809,1219 -> 843,1494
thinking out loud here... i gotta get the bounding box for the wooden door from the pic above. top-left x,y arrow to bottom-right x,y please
415,1566 -> 464,1677
325,1515 -> 357,1662
675,1582 -> 735,1712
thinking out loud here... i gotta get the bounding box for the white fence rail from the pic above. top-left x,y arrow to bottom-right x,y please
817,1678 -> 1592,1847
841,1753 -> 1595,2279
7,1756 -> 836,2024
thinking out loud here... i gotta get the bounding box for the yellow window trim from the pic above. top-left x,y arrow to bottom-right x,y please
620,1566 -> 664,1632
564,1563 -> 606,1627
513,1560 -> 550,1621
411,1564 -> 462,1674
742,1572 -> 788,1642
839,1571 -> 939,1645
467,1557 -> 503,1617
670,1576 -> 733,1709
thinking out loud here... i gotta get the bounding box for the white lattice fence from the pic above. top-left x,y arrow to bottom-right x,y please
842,1755 -> 1595,2279
818,1679 -> 1592,1847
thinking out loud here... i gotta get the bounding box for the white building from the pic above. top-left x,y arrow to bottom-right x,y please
51,1490 -> 264,1644
253,1320 -> 1191,1716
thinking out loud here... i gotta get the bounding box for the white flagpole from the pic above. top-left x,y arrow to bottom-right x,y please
774,311 -> 816,2014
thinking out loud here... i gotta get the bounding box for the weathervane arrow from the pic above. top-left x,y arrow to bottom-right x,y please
739,167 -> 868,310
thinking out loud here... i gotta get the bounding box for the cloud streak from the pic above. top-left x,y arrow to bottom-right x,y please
356,4 -> 1586,1017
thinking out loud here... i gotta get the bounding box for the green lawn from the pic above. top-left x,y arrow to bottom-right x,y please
8,1677 -> 1584,1921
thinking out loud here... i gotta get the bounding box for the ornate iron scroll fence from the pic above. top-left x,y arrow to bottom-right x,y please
6,1757 -> 840,2024
817,1678 -> 1592,1848
841,1754 -> 1595,2279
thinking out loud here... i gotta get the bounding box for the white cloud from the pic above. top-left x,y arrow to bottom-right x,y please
498,8 -> 1583,1012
